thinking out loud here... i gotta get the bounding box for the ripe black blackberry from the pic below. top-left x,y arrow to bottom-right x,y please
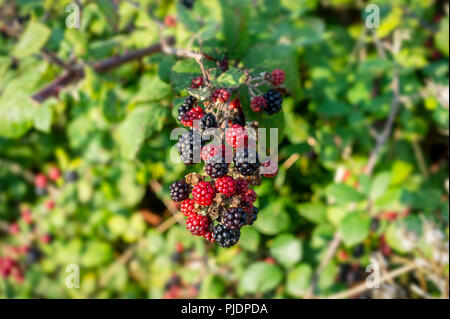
205,162 -> 228,178
233,148 -> 260,176
230,113 -> 245,126
222,207 -> 248,230
201,113 -> 218,130
213,224 -> 241,248
353,244 -> 365,257
247,206 -> 258,225
177,129 -> 203,165
25,247 -> 42,265
180,0 -> 195,9
177,95 -> 196,121
35,187 -> 47,196
263,89 -> 283,115
170,180 -> 191,202
64,171 -> 78,183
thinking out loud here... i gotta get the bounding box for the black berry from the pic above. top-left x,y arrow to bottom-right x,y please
170,180 -> 191,202
263,89 -> 283,115
213,224 -> 240,248
177,129 -> 203,165
205,162 -> 228,178
201,113 -> 218,130
35,187 -> 47,196
247,206 -> 258,225
233,148 -> 260,176
222,207 -> 248,230
177,96 -> 196,121
64,171 -> 79,183
180,0 -> 195,9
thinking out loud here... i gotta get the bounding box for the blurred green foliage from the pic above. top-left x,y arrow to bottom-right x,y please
0,0 -> 448,299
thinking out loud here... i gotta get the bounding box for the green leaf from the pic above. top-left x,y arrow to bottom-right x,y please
239,262 -> 283,294
170,59 -> 202,92
239,227 -> 261,252
269,234 -> 302,268
12,21 -> 51,58
212,67 -> 246,87
158,56 -> 176,84
0,91 -> 36,138
391,161 -> 413,185
102,89 -> 125,123
199,275 -> 226,298
133,75 -> 172,103
369,172 -> 391,200
254,201 -> 290,235
220,0 -> 250,58
33,100 -> 53,133
339,212 -> 370,247
81,241 -> 114,267
117,104 -> 168,160
434,15 -> 449,57
317,100 -> 352,117
286,264 -> 312,297
298,202 -> 326,224
325,183 -> 365,204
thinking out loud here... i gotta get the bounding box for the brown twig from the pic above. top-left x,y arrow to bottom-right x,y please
327,261 -> 420,299
31,37 -> 175,103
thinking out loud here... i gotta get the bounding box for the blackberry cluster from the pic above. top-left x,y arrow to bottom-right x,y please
176,129 -> 203,165
263,89 -> 283,115
177,95 -> 196,121
170,70 -> 284,247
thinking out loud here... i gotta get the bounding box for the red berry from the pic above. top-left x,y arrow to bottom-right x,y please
186,213 -> 211,236
180,106 -> 204,127
9,223 -> 20,235
49,167 -> 61,182
21,209 -> 33,225
45,200 -> 55,211
192,181 -> 216,206
203,230 -> 215,242
337,249 -> 349,262
164,15 -> 177,27
225,124 -> 248,149
250,96 -> 266,112
180,199 -> 196,217
41,234 -> 52,244
215,176 -> 237,197
235,178 -> 248,195
175,242 -> 184,253
211,89 -> 230,103
190,76 -> 203,89
270,69 -> 285,86
242,189 -> 257,204
34,174 -> 47,188
228,98 -> 242,113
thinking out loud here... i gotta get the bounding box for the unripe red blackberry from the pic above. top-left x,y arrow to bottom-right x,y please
213,224 -> 240,248
235,178 -> 248,194
205,162 -> 229,178
263,89 -> 283,115
215,176 -> 237,197
186,214 -> 211,236
34,174 -> 47,188
164,15 -> 177,27
211,89 -> 230,103
201,144 -> 227,162
250,96 -> 266,112
203,230 -> 215,242
180,106 -> 204,127
222,207 -> 248,230
228,98 -> 242,113
242,189 -> 257,204
180,198 -> 196,217
170,180 -> 191,202
48,167 -> 61,181
190,76 -> 203,88
225,124 -> 248,149
270,69 -> 286,86
192,181 -> 216,206
233,147 -> 260,176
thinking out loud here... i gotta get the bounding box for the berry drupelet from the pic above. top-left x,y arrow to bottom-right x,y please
170,180 -> 191,202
